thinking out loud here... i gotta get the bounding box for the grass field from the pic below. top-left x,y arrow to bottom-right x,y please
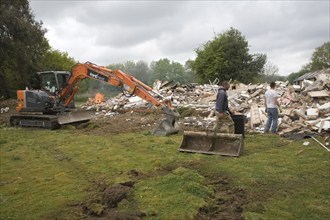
0,127 -> 329,219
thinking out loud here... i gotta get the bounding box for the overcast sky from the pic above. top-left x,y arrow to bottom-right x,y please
29,0 -> 329,76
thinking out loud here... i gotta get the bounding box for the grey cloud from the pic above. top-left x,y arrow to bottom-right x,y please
30,1 -> 82,21
29,0 -> 329,75
93,14 -> 184,48
78,1 -> 186,27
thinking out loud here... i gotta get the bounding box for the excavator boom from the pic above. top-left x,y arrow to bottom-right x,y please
57,62 -> 179,135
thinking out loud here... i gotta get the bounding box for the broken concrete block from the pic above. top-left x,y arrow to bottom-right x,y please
306,108 -> 319,120
318,102 -> 330,113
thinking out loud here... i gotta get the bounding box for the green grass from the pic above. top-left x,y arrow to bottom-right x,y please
0,128 -> 329,219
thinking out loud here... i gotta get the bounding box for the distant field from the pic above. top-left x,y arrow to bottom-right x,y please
0,127 -> 329,219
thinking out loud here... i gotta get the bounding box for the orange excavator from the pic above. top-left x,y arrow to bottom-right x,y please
10,62 -> 179,135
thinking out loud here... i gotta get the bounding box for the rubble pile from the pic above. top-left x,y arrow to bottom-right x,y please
227,79 -> 330,135
81,75 -> 330,136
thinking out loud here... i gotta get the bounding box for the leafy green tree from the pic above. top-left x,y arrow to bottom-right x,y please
286,42 -> 329,84
149,58 -> 186,84
307,41 -> 330,71
192,27 -> 266,84
286,69 -> 309,84
40,49 -> 76,71
0,0 -> 50,98
119,60 -> 150,85
184,60 -> 198,83
131,60 -> 150,84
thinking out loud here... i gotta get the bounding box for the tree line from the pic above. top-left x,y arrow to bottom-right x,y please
1,0 -> 329,99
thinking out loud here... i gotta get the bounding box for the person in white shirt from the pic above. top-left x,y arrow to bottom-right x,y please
264,82 -> 280,133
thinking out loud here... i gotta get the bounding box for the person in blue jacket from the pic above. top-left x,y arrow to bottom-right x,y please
214,81 -> 234,133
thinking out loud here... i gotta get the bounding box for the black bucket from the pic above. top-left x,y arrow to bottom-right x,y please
232,115 -> 245,137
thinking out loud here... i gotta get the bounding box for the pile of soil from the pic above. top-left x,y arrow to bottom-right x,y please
83,109 -> 165,135
82,181 -> 146,220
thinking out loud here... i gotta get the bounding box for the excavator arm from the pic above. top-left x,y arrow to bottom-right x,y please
59,62 -> 179,135
60,62 -> 173,109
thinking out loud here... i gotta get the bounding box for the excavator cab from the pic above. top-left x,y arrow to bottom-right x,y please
39,71 -> 68,93
39,71 -> 75,109
38,71 -> 94,125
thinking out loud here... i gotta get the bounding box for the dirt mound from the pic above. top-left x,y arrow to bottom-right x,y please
196,178 -> 246,220
102,184 -> 130,208
82,181 -> 146,220
75,109 -> 164,135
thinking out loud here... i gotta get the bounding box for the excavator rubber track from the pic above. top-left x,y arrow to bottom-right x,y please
10,114 -> 60,130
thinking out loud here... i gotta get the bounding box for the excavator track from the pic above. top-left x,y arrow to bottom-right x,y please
10,114 -> 60,130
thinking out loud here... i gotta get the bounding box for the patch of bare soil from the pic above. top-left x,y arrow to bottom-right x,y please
83,109 -> 165,135
196,177 -> 246,220
81,179 -> 145,220
182,162 -> 247,220
75,107 -> 212,135
79,162 -> 246,220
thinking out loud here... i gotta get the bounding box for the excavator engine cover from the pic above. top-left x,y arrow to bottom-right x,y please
57,111 -> 94,125
178,131 -> 244,157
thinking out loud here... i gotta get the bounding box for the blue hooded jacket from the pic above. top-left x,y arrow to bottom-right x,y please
215,87 -> 230,113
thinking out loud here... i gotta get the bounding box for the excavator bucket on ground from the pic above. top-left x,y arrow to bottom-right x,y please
57,111 -> 94,125
151,106 -> 180,135
152,116 -> 179,135
178,131 -> 244,157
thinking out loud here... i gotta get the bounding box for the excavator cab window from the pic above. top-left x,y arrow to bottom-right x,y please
56,73 -> 70,89
39,72 -> 70,94
40,72 -> 57,93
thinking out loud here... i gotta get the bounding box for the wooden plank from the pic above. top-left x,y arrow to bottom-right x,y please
307,90 -> 330,98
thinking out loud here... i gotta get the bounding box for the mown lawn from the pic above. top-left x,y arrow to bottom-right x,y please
0,127 -> 329,219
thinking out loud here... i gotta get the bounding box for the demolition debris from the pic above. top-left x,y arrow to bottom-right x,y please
81,72 -> 330,136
